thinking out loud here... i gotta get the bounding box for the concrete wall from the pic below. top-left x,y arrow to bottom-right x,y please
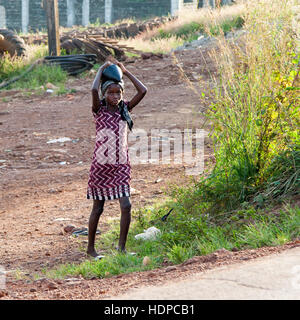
0,0 -> 22,31
112,0 -> 172,22
0,0 -> 232,33
0,5 -> 6,28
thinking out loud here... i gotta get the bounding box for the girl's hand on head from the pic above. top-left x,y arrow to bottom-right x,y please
101,61 -> 112,70
116,61 -> 127,74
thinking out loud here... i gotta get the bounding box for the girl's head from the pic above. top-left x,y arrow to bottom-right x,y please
101,80 -> 124,107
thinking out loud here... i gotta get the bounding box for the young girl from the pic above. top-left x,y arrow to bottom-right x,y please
87,60 -> 147,259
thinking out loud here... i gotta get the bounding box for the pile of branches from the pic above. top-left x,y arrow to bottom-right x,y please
21,31 -> 140,63
60,31 -> 140,62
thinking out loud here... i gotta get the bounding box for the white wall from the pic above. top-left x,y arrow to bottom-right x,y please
21,0 -> 29,33
67,0 -> 75,27
105,0 -> 112,24
82,0 -> 90,26
0,5 -> 6,28
170,0 -> 179,16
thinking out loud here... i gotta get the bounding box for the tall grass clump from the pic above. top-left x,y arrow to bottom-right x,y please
174,0 -> 299,217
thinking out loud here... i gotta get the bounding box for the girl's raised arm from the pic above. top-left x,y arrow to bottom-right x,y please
116,62 -> 147,111
91,61 -> 112,113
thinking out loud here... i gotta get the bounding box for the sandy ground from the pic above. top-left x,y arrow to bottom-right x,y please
0,46 -> 298,300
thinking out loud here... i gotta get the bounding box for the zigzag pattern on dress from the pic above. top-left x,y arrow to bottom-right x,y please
87,184 -> 130,200
87,102 -> 131,200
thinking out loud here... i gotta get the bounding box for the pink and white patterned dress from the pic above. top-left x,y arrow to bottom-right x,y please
87,100 -> 131,200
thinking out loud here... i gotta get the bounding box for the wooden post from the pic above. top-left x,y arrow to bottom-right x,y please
43,0 -> 60,56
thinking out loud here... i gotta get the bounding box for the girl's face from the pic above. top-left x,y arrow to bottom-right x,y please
104,84 -> 123,107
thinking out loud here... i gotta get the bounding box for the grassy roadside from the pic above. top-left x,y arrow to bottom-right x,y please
44,201 -> 299,280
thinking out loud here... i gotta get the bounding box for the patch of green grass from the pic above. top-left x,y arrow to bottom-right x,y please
12,64 -> 68,90
125,52 -> 140,58
46,252 -> 158,279
209,16 -> 244,36
166,244 -> 193,264
0,44 -> 69,92
154,16 -> 244,42
157,21 -> 205,41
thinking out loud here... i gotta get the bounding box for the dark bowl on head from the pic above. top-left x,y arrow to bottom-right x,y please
102,64 -> 123,82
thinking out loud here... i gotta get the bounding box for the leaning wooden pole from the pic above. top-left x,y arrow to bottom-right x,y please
43,0 -> 60,56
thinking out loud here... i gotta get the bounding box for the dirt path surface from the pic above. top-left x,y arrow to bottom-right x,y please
0,46 -> 298,300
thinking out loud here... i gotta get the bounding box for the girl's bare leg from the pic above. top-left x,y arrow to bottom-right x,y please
118,196 -> 131,252
87,199 -> 105,257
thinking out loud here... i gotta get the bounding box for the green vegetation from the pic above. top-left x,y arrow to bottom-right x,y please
157,16 -> 244,41
0,45 -> 68,92
120,3 -> 246,53
202,0 -> 299,212
44,202 -> 299,279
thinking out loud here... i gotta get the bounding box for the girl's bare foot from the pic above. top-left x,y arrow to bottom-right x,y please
87,248 -> 98,257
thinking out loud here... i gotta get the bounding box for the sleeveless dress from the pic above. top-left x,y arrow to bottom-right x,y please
87,100 -> 131,200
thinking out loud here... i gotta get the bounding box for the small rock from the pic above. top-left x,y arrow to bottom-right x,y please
48,188 -> 62,194
30,288 -> 37,292
131,187 -> 141,195
45,82 -> 58,90
211,253 -> 218,259
0,290 -> 8,298
142,256 -> 151,266
147,272 -> 156,277
47,282 -> 58,290
141,53 -> 152,60
165,266 -> 177,273
155,178 -> 163,183
182,257 -> 199,266
63,225 -> 76,233
151,53 -> 163,60
240,257 -> 250,261
65,278 -> 80,282
214,248 -> 232,256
